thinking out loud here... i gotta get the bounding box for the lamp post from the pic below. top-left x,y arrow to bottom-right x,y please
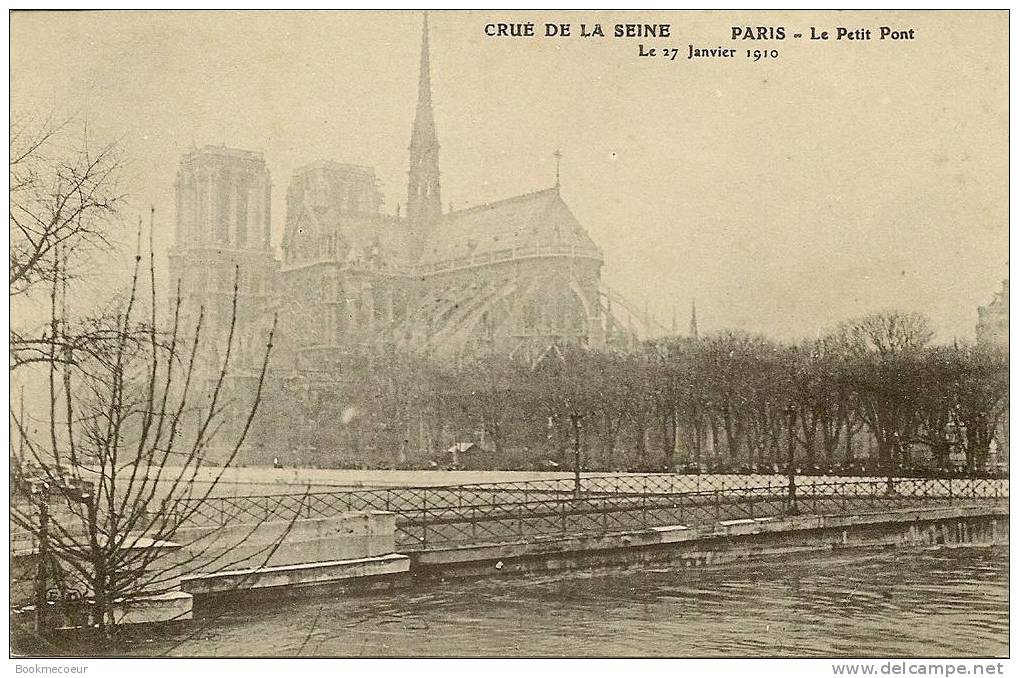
887,432 -> 899,495
704,399 -> 713,472
570,413 -> 583,498
32,484 -> 49,635
785,403 -> 798,515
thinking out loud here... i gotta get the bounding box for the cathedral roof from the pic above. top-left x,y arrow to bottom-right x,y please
418,188 -> 603,267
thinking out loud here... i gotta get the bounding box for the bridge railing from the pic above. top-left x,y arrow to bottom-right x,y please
174,474 -> 1007,551
174,472 -> 788,526
394,477 -> 1007,550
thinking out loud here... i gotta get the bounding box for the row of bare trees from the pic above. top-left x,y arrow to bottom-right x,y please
253,313 -> 1007,476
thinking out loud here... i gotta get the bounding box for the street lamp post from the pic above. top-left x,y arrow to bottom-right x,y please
887,432 -> 900,495
704,399 -> 713,471
570,413 -> 583,498
32,484 -> 49,635
785,403 -> 798,515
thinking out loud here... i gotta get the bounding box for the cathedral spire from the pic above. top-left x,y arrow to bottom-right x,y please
407,12 -> 442,226
689,299 -> 699,339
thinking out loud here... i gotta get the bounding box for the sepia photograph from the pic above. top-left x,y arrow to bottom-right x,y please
7,8 -> 1010,663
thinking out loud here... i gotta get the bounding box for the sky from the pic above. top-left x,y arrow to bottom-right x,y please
10,10 -> 1009,342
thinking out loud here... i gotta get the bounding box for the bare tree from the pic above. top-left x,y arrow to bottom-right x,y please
10,113 -> 125,374
950,342 -> 1008,472
701,331 -> 774,468
11,226 -> 280,648
10,112 -> 122,298
841,312 -> 933,474
844,311 -> 933,357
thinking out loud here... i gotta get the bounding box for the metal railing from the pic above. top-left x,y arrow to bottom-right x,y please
175,473 -> 773,525
175,474 -> 1008,551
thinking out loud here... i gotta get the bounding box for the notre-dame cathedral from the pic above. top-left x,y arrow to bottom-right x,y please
168,17 -> 660,395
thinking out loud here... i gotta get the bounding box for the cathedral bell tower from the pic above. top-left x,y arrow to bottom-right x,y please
406,14 -> 442,229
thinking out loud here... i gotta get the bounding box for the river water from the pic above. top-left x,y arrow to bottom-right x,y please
131,546 -> 1006,658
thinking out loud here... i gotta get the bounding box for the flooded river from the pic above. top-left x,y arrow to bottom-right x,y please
130,546 -> 1006,658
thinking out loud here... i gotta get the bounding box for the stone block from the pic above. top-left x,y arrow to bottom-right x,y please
180,553 -> 410,595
